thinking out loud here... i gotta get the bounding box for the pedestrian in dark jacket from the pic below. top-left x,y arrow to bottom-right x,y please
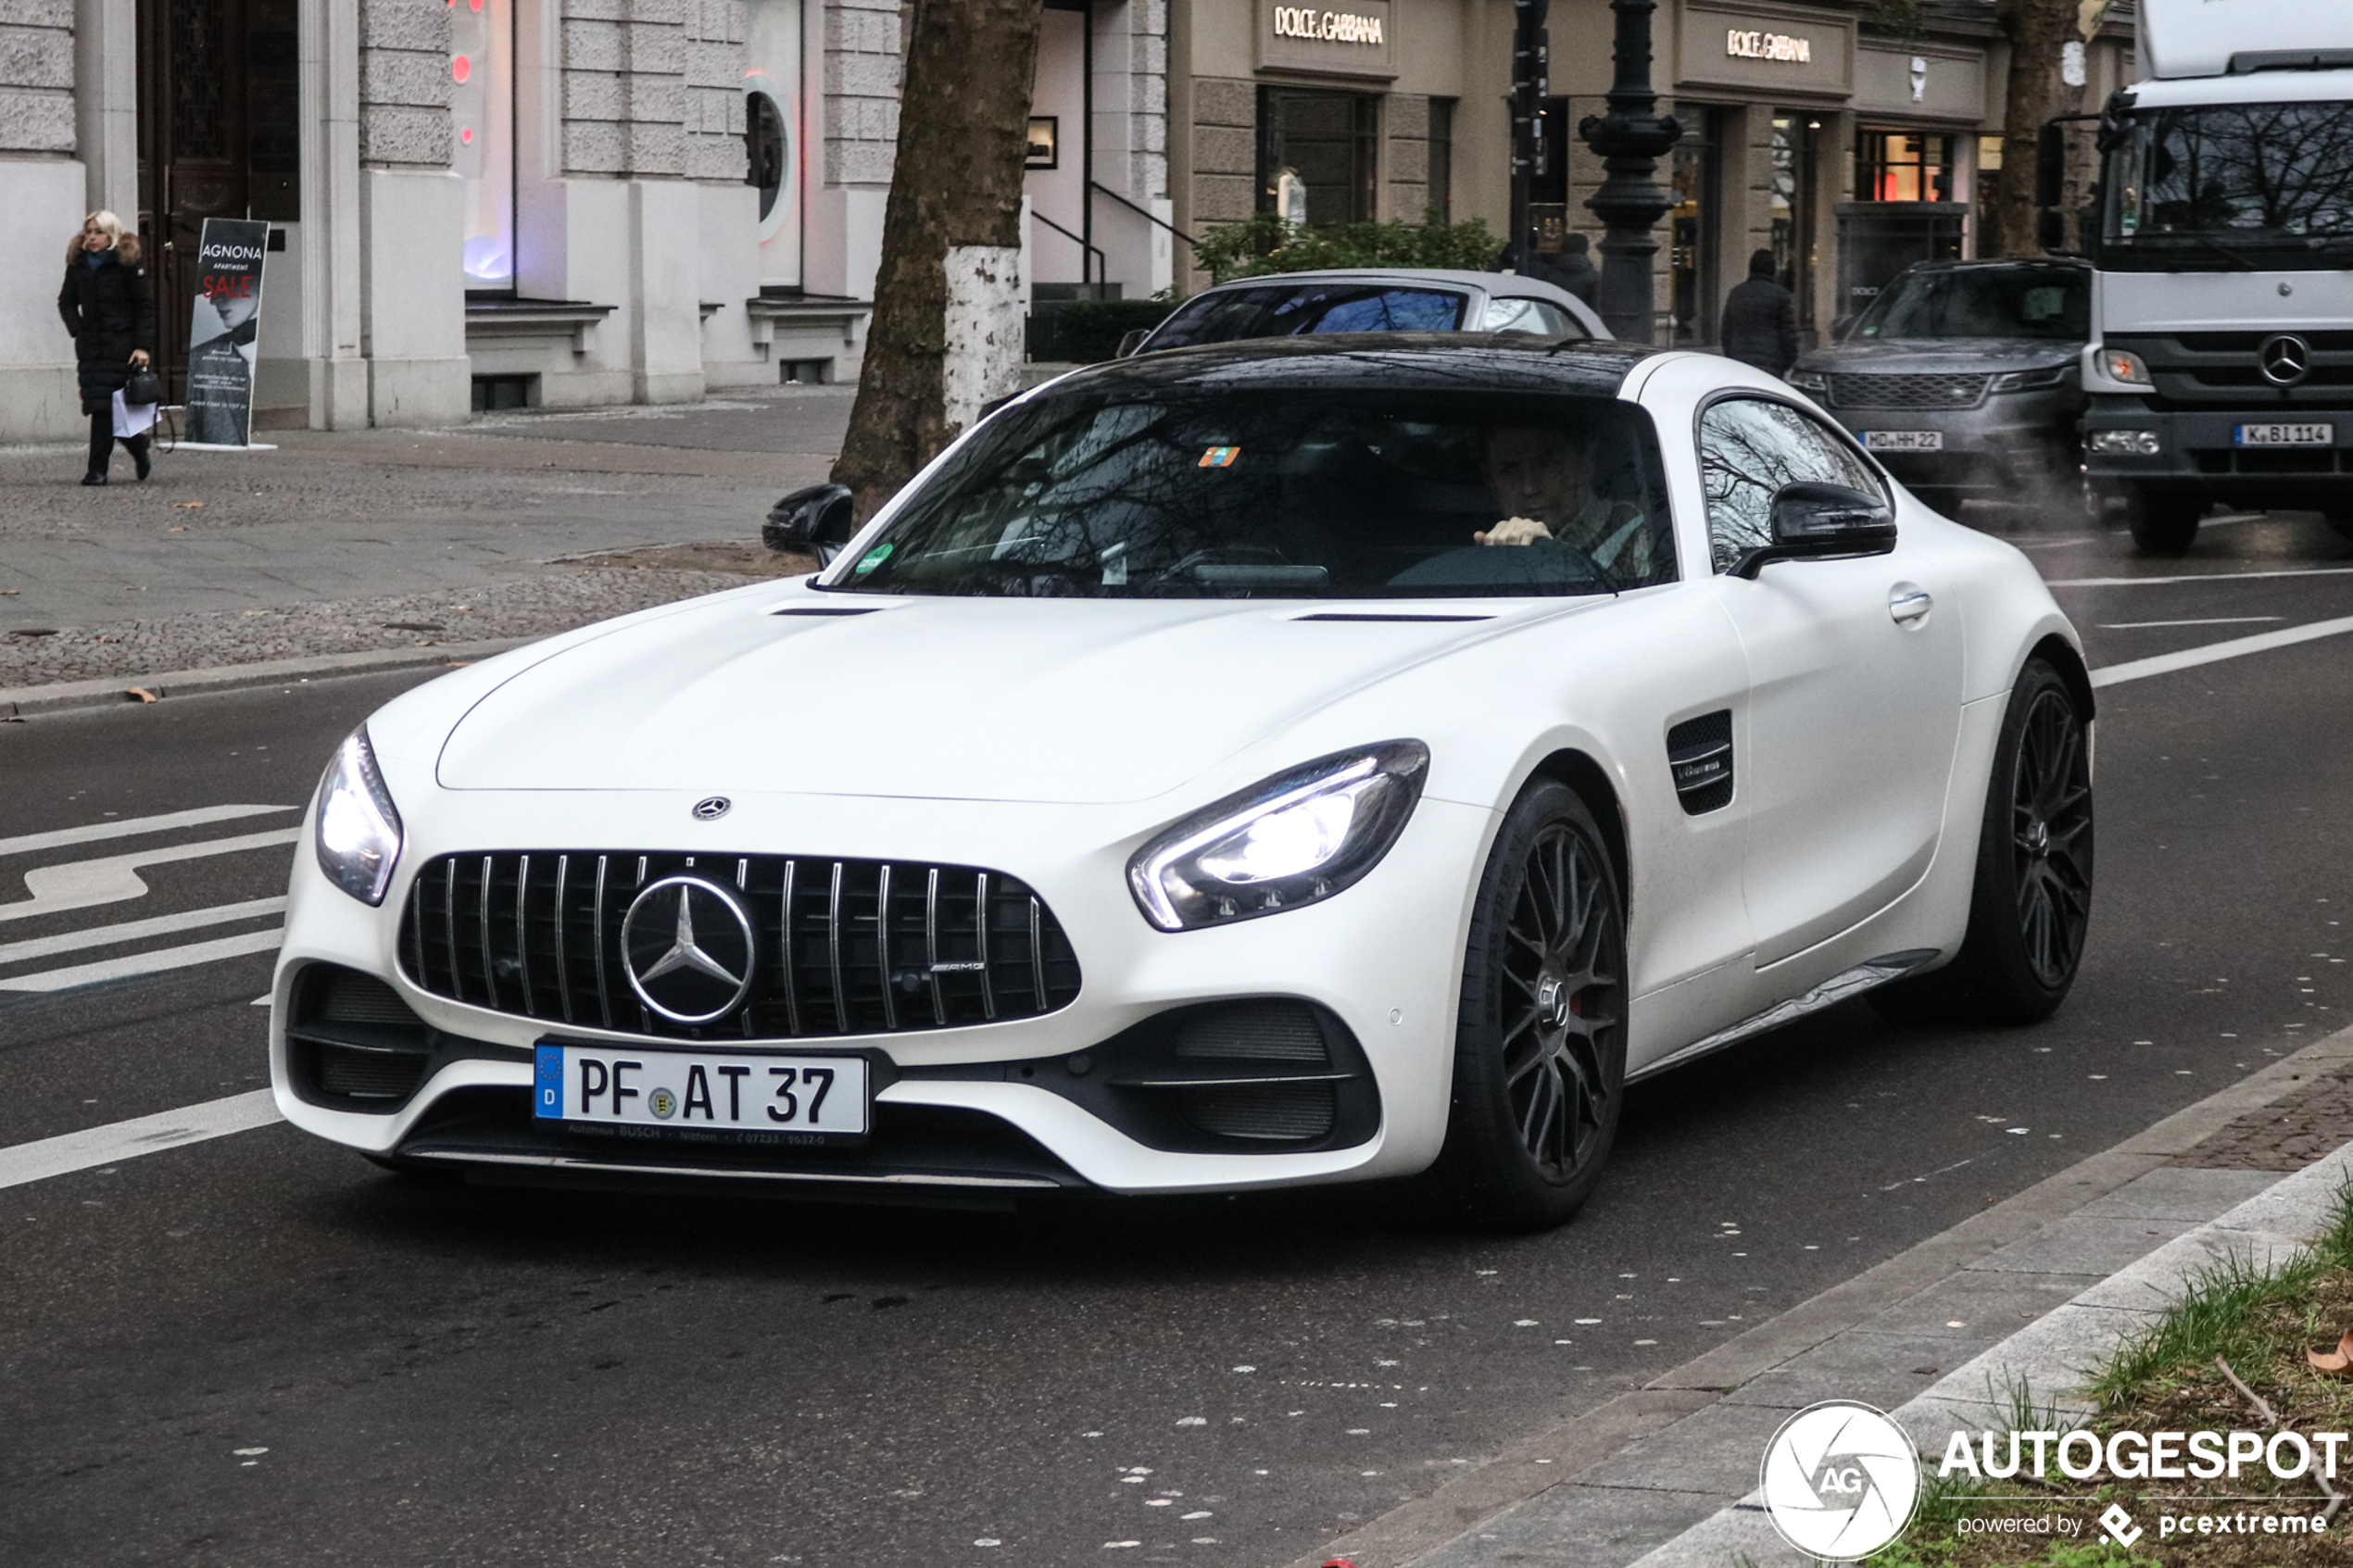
1549,233 -> 1600,307
57,210 -> 157,485
1719,248 -> 1800,379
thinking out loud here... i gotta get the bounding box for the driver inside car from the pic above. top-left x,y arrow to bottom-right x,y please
1473,425 -> 1656,581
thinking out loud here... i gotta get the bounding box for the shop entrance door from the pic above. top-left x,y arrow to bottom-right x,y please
136,0 -> 297,399
1668,107 -> 1719,346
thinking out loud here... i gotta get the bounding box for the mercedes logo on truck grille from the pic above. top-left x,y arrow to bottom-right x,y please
621,875 -> 758,1023
2259,333 -> 2311,386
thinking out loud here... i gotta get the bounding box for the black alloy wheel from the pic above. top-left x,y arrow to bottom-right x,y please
2011,682 -> 2095,990
1872,657 -> 2095,1026
1438,781 -> 1627,1229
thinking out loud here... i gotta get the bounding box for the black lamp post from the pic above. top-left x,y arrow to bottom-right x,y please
1577,0 -> 1680,343
1506,0 -> 1549,272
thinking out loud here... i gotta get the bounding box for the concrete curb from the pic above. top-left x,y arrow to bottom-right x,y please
1631,1141 -> 2353,1567
0,637 -> 534,719
1284,1022 -> 2353,1568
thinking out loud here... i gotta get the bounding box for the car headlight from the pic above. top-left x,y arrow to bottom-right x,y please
1787,370 -> 1829,393
315,727 -> 403,905
1989,365 -> 2071,393
2096,348 -> 2154,386
1127,741 -> 1428,932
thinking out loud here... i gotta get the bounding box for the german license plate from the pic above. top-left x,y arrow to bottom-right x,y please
534,1043 -> 869,1135
2234,423 -> 2333,446
1860,430 -> 1944,451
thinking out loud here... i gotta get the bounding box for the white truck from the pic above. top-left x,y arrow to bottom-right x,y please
2062,0 -> 2353,553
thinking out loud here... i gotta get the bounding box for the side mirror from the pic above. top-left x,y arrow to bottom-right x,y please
1115,327 -> 1151,358
762,482 -> 858,565
1732,482 -> 1897,579
2034,121 -> 2068,209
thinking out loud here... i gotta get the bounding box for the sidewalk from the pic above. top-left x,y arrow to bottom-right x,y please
0,387 -> 850,690
1298,1022 -> 2353,1568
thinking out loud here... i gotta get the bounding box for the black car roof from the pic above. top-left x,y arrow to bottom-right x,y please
1032,332 -> 1667,401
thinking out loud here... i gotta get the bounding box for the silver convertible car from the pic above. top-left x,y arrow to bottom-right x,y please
277,336 -> 2093,1229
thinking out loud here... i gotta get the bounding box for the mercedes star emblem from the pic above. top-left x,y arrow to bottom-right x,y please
2259,333 -> 2311,387
692,796 -> 732,822
620,875 -> 758,1023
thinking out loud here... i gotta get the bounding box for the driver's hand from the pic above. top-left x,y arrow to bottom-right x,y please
1475,516 -> 1552,547
129,350 -> 151,368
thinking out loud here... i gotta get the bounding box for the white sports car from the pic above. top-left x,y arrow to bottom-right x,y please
275,336 -> 2094,1228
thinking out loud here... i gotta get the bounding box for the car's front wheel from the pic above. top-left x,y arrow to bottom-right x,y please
2123,487 -> 2202,555
1874,658 -> 2095,1026
1436,781 -> 1627,1230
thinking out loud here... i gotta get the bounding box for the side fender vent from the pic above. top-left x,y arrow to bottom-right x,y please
1667,709 -> 1734,815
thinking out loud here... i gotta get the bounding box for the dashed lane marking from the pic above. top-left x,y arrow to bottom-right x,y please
0,897 -> 287,969
2048,565 -> 2353,589
0,1090 -> 281,1191
0,805 -> 295,861
2096,616 -> 2284,631
2091,614 -> 2353,689
1,828 -> 301,924
0,928 -> 283,993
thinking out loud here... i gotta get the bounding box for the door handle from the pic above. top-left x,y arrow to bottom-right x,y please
1889,583 -> 1933,627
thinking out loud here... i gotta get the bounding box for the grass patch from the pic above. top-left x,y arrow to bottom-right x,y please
1874,1180 -> 2353,1564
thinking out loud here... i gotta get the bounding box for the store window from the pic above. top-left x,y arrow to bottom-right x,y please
1669,107 -> 1720,346
1427,98 -> 1454,222
451,0 -> 515,290
1770,113 -> 1818,328
746,0 -> 805,286
1259,88 -> 1379,225
1856,128 -> 1956,202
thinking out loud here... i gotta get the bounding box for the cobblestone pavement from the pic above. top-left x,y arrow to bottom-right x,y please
2171,1060 -> 2353,1172
0,388 -> 850,684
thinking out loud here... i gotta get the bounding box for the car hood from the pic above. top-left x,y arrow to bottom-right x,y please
434,591 -> 1543,804
1796,337 -> 2081,375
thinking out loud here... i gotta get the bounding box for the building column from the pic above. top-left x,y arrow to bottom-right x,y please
71,0 -> 134,217
1811,107 -> 1851,335
300,0 -> 371,426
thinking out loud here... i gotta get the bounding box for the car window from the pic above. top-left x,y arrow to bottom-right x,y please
1697,398 -> 1885,574
1145,284 -> 1468,348
1479,296 -> 1581,337
827,390 -> 1680,599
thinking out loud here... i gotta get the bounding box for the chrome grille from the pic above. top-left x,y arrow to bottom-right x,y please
398,852 -> 1081,1040
1826,371 -> 1988,410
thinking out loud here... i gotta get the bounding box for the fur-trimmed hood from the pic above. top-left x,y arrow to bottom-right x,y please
65,233 -> 143,270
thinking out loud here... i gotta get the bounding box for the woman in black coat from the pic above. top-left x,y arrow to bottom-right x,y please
57,211 -> 157,485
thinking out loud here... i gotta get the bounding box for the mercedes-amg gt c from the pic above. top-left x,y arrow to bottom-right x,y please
274,336 -> 2094,1228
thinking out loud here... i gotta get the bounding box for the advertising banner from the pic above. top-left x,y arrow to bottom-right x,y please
183,219 -> 269,449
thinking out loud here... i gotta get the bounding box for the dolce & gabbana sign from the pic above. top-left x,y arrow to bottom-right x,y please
1259,0 -> 1394,77
1679,2 -> 1851,94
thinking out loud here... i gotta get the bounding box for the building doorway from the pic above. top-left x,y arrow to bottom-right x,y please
1258,87 -> 1378,226
1769,113 -> 1818,334
135,0 -> 296,399
1668,106 -> 1719,346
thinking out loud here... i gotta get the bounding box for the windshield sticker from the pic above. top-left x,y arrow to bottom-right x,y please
1198,445 -> 1240,469
853,542 -> 894,574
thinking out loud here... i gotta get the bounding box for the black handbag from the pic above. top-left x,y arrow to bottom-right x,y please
122,368 -> 163,408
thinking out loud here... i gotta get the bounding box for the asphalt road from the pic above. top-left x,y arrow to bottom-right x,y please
4,508 -> 2351,1568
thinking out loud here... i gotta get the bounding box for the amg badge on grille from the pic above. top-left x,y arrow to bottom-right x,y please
621,876 -> 758,1023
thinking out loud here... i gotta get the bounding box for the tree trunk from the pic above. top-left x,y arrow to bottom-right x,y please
831,0 -> 1045,520
1984,0 -> 2092,257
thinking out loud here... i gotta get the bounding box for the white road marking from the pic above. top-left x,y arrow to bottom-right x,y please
2091,614 -> 2353,689
0,1090 -> 281,1190
2097,616 -> 2284,631
0,828 -> 300,924
0,928 -> 283,992
2047,565 -> 2353,588
0,805 -> 295,861
0,897 -> 287,968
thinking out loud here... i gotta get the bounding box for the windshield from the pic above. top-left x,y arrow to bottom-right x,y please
825,391 -> 1676,599
1852,266 -> 2089,340
2103,102 -> 2353,264
1144,283 -> 1469,349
